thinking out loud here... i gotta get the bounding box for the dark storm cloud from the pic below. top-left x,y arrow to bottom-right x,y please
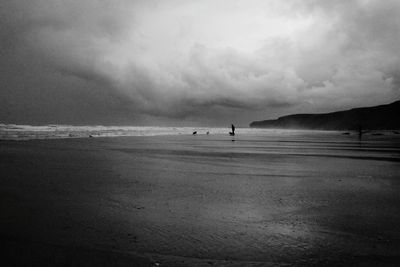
1,0 -> 399,125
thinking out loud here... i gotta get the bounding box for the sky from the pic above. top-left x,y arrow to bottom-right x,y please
1,0 -> 400,126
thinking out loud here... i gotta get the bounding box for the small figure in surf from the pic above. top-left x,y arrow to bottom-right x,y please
229,124 -> 235,136
358,126 -> 363,140
358,125 -> 370,140
193,131 -> 197,135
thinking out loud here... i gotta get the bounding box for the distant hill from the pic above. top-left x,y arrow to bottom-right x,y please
250,100 -> 400,130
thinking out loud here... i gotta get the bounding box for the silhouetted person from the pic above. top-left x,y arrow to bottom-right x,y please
358,125 -> 370,140
193,131 -> 197,135
229,124 -> 235,136
206,131 -> 209,135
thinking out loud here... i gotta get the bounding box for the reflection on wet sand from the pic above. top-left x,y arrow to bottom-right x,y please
1,131 -> 400,266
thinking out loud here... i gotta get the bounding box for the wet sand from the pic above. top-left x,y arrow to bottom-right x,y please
1,132 -> 400,266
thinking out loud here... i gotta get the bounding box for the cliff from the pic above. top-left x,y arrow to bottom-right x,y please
250,100 -> 400,130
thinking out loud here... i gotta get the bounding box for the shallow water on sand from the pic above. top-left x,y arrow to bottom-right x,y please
0,124 -> 293,140
1,130 -> 400,266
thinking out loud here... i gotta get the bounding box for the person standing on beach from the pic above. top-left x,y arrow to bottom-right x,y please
229,124 -> 235,136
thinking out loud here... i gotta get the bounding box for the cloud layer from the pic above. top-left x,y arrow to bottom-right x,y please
1,0 -> 400,125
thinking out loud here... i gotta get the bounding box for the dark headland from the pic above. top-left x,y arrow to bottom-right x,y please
250,100 -> 400,130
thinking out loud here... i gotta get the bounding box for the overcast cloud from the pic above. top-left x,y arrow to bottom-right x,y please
1,0 -> 399,126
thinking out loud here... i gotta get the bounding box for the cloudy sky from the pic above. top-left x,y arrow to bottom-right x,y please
1,0 -> 400,126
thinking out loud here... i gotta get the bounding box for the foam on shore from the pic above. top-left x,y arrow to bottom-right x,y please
0,124 -> 333,140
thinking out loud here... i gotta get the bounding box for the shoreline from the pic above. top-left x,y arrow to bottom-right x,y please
1,126 -> 398,142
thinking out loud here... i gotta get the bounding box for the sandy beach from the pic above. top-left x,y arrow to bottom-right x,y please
1,131 -> 400,266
